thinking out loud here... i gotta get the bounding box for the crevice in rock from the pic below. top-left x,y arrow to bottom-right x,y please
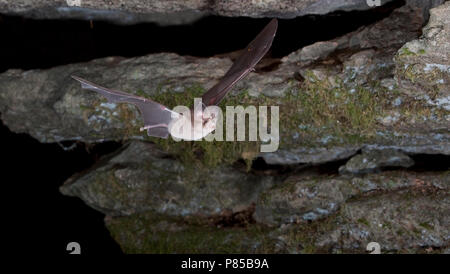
243,151 -> 448,177
208,203 -> 257,228
407,154 -> 450,172
349,153 -> 450,174
236,157 -> 305,176
0,0 -> 404,73
231,154 -> 356,179
1,120 -> 123,254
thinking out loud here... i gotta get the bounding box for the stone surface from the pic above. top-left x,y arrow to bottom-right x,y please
314,190 -> 449,253
261,146 -> 360,165
395,1 -> 450,111
0,54 -> 232,143
105,170 -> 449,253
0,0 -> 398,25
60,141 -> 276,216
338,149 -> 414,175
254,171 -> 448,226
105,211 -> 277,254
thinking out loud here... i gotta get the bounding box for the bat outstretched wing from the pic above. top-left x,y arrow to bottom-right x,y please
202,18 -> 278,106
72,75 -> 175,138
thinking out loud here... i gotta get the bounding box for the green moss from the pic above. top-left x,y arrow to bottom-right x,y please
382,221 -> 392,229
148,137 -> 259,171
151,83 -> 205,108
402,64 -> 417,83
399,47 -> 417,57
283,212 -> 342,254
135,89 -> 151,98
79,104 -> 94,111
419,222 -> 434,230
106,212 -> 275,254
399,96 -> 448,123
357,218 -> 370,226
92,169 -> 129,205
278,71 -> 382,147
412,227 -> 421,235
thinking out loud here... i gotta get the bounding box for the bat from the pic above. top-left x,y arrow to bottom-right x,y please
72,18 -> 278,141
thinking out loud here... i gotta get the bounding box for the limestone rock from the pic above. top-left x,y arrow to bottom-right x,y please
254,171 -> 448,226
338,149 -> 414,175
0,0 -> 398,25
60,141 -> 276,216
395,1 -> 450,111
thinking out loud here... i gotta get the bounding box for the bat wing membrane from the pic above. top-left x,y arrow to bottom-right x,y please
202,18 -> 278,106
72,75 -> 174,138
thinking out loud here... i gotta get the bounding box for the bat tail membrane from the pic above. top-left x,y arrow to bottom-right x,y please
72,75 -> 173,139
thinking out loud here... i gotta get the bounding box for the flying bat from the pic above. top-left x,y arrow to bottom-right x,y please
72,18 -> 278,141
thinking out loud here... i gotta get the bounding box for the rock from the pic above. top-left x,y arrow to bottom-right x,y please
363,142 -> 450,156
281,0 -> 440,88
0,54 -> 233,143
105,211 -> 277,253
267,1 -> 449,164
60,141 -> 276,216
0,0 -> 399,25
281,41 -> 339,66
341,50 -> 377,86
261,146 -> 360,165
254,171 -> 447,226
378,111 -> 401,126
106,170 -> 449,253
339,149 -> 414,175
255,175 -> 353,225
315,190 -> 449,252
395,1 -> 450,111
0,0 -> 208,25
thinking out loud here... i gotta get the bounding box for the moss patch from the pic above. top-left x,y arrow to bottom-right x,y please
106,211 -> 276,254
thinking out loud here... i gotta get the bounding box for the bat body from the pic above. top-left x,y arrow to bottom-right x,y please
72,19 -> 278,140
